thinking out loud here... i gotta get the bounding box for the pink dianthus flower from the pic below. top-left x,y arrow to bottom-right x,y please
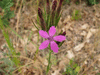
39,26 -> 66,53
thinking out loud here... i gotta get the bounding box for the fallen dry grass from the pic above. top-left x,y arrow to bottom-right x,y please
0,0 -> 100,75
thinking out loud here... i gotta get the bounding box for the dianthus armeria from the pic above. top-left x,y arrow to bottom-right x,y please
39,26 -> 66,53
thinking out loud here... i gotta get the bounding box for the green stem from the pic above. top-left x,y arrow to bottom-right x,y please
34,32 -> 39,61
46,47 -> 52,75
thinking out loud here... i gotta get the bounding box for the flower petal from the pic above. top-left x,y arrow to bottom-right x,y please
39,30 -> 49,38
49,26 -> 56,36
53,35 -> 66,42
50,41 -> 59,53
39,40 -> 49,50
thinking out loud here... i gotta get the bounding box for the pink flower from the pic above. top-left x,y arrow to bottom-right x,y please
39,26 -> 66,53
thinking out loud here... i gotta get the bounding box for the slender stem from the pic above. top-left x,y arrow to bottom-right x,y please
34,32 -> 39,61
46,47 -> 52,75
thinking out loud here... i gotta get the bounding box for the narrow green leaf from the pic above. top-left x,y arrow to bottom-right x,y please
10,28 -> 23,40
75,66 -> 80,73
32,20 -> 39,31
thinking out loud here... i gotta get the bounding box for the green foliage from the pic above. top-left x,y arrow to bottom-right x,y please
46,53 -> 60,66
66,0 -> 70,3
63,0 -> 71,5
75,1 -> 79,5
87,0 -> 99,5
96,73 -> 100,75
37,0 -> 63,31
0,0 -> 13,10
63,59 -> 80,75
0,57 -> 16,75
64,0 -> 99,5
0,0 -> 14,26
71,10 -> 82,20
0,19 -> 20,74
0,45 -> 20,75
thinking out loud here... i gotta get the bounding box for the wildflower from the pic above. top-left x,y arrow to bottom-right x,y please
39,26 -> 66,53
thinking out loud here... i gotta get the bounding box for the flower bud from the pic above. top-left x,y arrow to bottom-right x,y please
38,8 -> 46,30
47,0 -> 49,3
51,0 -> 57,25
46,0 -> 50,14
56,0 -> 64,17
61,31 -> 66,36
56,31 -> 66,47
38,8 -> 43,19
52,0 -> 57,11
60,0 -> 63,5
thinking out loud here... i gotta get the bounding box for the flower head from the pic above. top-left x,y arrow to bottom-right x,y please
39,26 -> 66,53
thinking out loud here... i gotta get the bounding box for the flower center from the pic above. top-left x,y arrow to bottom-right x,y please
48,36 -> 54,42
